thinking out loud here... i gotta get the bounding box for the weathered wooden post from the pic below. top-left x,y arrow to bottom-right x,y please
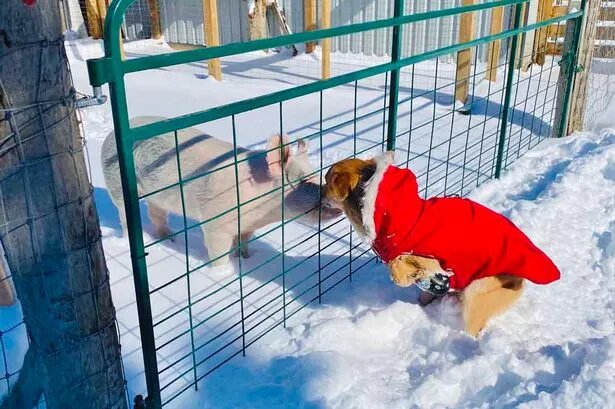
568,0 -> 601,133
305,0 -> 317,53
534,0 -> 553,65
553,18 -> 578,138
455,0 -> 475,106
486,5 -> 504,82
148,0 -> 162,40
203,0 -> 222,80
321,0 -> 331,79
84,0 -> 104,38
0,1 -> 127,408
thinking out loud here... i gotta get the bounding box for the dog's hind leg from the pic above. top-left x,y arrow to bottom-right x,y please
461,274 -> 524,337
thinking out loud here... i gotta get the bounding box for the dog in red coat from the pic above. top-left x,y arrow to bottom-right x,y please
322,152 -> 560,336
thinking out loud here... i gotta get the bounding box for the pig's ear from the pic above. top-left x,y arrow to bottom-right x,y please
266,134 -> 291,176
296,138 -> 308,156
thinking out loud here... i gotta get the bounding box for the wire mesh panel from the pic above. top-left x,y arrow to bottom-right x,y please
86,1 -> 586,407
585,0 -> 615,129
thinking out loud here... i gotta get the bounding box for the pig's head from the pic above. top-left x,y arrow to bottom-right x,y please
266,134 -> 342,224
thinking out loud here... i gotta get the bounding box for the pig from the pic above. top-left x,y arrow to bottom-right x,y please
101,116 -> 341,266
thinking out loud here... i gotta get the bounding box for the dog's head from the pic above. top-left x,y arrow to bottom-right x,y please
323,158 -> 376,206
321,158 -> 378,234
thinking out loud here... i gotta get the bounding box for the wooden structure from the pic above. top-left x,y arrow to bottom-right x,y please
322,0 -> 331,79
83,0 -> 108,39
455,0 -> 475,105
568,0 -> 604,133
148,0 -> 162,39
203,0 -> 222,80
595,2 -> 615,58
486,5 -> 504,81
553,18 -> 577,138
304,0 -> 317,53
0,261 -> 14,307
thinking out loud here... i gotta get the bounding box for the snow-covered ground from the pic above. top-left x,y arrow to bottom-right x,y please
1,38 -> 614,408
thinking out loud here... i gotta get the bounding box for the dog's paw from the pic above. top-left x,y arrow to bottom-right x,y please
418,291 -> 437,306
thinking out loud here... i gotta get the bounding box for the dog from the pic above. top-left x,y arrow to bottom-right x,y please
322,153 -> 560,336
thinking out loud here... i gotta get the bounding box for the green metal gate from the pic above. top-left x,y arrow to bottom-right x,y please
87,0 -> 586,407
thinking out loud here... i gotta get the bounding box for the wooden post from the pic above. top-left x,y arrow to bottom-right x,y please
0,2 -> 128,407
119,32 -> 126,60
552,18 -> 576,138
84,0 -> 103,38
321,0 -> 331,79
455,0 -> 474,105
0,260 -> 14,307
520,0 -> 539,71
249,0 -> 268,42
568,0 -> 601,133
534,0 -> 553,65
305,0 -> 317,53
486,6 -> 504,82
148,0 -> 163,39
203,0 -> 222,80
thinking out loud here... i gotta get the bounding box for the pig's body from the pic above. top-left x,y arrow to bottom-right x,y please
102,116 -> 335,266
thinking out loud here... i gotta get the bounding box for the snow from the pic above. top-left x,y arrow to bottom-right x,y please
1,38 -> 614,408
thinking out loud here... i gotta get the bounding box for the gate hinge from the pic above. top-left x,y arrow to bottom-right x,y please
87,56 -> 115,87
574,64 -> 584,73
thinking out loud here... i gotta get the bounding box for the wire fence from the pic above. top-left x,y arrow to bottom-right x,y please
584,0 -> 615,129
83,1 -> 586,407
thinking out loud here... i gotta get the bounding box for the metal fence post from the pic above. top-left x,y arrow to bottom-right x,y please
494,3 -> 523,179
101,1 -> 163,408
386,0 -> 405,151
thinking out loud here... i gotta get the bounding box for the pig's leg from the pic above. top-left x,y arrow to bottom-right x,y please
147,202 -> 172,240
203,225 -> 233,266
238,231 -> 253,258
230,232 -> 254,259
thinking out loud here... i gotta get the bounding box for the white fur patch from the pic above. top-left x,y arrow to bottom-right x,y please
360,151 -> 394,242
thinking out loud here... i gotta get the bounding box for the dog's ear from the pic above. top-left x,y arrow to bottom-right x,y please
328,171 -> 360,202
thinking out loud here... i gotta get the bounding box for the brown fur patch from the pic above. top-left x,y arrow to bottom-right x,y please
323,158 -> 376,236
461,275 -> 524,337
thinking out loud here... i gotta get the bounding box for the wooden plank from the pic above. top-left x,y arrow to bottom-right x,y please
546,41 -> 563,55
600,6 -> 615,21
322,0 -> 331,79
203,0 -> 222,80
148,0 -> 162,40
534,0 -> 553,65
551,5 -> 568,18
568,0 -> 602,133
596,25 -> 615,40
595,43 -> 615,58
455,0 -> 474,104
305,0 -> 317,53
548,24 -> 566,38
486,6 -> 503,82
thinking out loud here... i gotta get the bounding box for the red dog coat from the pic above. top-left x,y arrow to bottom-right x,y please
362,156 -> 560,290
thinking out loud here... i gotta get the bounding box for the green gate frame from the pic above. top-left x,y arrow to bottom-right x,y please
87,1 -> 586,407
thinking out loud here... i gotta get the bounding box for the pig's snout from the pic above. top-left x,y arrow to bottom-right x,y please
284,181 -> 342,224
